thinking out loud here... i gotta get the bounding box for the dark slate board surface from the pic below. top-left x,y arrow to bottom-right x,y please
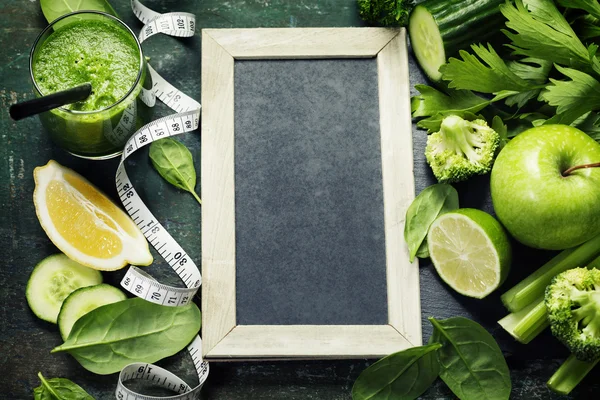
234,59 -> 388,326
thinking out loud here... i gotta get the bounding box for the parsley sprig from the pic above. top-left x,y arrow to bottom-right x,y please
412,0 -> 600,139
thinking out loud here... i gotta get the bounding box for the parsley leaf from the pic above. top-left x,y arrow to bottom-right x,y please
441,44 -> 544,108
441,44 -> 534,93
508,57 -> 553,84
572,111 -> 600,142
501,0 -> 591,71
539,65 -> 600,124
577,15 -> 600,40
492,116 -> 509,149
557,0 -> 600,20
411,85 -> 490,132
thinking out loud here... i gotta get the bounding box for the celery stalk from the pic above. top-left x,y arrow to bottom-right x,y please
498,296 -> 549,344
547,354 -> 599,395
501,233 -> 600,313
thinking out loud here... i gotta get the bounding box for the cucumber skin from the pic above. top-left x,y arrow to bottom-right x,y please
420,0 -> 505,55
58,284 -> 127,340
410,0 -> 506,80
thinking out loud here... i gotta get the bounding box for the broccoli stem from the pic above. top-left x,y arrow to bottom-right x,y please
547,354 -> 599,395
498,296 -> 549,344
501,233 -> 600,313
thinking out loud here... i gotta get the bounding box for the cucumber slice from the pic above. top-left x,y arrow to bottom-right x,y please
58,284 -> 127,340
408,0 -> 505,82
409,5 -> 446,82
26,254 -> 103,323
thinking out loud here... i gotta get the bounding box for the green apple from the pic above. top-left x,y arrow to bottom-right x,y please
491,124 -> 600,250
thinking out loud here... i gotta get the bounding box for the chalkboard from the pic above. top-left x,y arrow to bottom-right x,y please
234,59 -> 388,326
201,28 -> 420,360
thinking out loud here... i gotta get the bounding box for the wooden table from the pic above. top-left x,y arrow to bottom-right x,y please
1,0 -> 598,398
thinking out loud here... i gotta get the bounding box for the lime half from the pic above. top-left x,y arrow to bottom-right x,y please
428,208 -> 511,299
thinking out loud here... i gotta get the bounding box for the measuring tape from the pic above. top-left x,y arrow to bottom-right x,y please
114,1 -> 208,398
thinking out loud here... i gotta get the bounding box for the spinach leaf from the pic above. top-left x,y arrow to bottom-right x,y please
415,239 -> 429,259
40,0 -> 118,28
51,298 -> 201,375
352,343 -> 441,400
404,184 -> 459,262
149,138 -> 202,206
34,372 -> 94,400
429,317 -> 511,400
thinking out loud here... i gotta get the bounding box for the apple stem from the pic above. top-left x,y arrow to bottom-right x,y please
562,162 -> 600,177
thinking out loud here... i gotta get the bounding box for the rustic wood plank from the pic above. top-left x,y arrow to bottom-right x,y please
201,31 -> 237,356
377,29 -> 422,346
204,28 -> 398,59
206,325 -> 412,359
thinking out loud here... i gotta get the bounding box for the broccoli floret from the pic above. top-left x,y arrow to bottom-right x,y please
425,115 -> 500,183
357,0 -> 414,26
546,267 -> 600,362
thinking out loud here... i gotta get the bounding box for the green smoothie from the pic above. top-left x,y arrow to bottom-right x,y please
30,12 -> 151,159
33,19 -> 140,111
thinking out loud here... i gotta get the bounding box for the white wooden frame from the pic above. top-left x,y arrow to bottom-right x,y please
201,28 -> 420,360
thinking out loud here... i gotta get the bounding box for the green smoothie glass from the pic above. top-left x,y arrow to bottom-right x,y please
30,11 -> 152,159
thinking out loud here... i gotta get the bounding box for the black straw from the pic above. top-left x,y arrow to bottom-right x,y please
9,83 -> 92,121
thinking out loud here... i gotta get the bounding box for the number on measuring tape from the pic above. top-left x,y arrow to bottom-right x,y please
113,1 -> 207,399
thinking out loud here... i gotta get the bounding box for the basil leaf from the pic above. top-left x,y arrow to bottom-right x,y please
51,298 -> 201,375
34,372 -> 94,400
404,184 -> 459,262
149,138 -> 202,205
40,0 -> 118,28
429,317 -> 512,400
351,343 -> 441,400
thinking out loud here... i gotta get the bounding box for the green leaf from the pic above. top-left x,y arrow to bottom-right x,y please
411,85 -> 491,132
149,138 -> 202,205
417,111 -> 485,133
351,343 -> 441,400
40,0 -> 118,28
504,57 -> 553,107
576,15 -> 600,40
500,0 -> 590,71
508,57 -> 553,85
404,184 -> 459,262
51,298 -> 201,375
441,44 -> 535,94
429,317 -> 512,400
539,65 -> 600,125
34,372 -> 94,400
571,112 -> 600,143
357,0 -> 414,26
491,116 -> 509,150
557,0 -> 600,20
415,239 -> 429,259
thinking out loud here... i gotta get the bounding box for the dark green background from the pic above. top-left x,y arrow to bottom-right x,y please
1,0 -> 598,399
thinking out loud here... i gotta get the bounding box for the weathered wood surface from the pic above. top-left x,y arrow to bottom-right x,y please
0,0 -> 598,398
